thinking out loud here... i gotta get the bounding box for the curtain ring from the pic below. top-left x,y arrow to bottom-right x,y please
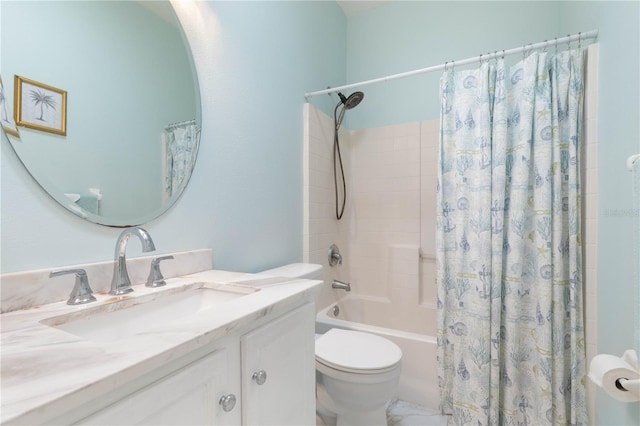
567,34 -> 571,49
479,53 -> 483,65
554,37 -> 558,54
542,40 -> 548,52
451,60 -> 455,71
444,61 -> 448,72
578,31 -> 582,49
501,49 -> 506,60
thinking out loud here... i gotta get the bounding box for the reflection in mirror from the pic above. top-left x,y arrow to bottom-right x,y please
1,0 -> 200,226
0,75 -> 21,140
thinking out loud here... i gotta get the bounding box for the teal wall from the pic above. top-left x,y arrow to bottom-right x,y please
342,1 -> 562,128
185,0 -> 346,271
561,2 -> 640,424
1,1 -> 638,423
343,1 -> 639,424
1,1 -> 346,273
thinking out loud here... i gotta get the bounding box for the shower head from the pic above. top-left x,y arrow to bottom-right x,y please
332,91 -> 364,221
335,91 -> 364,129
338,91 -> 364,110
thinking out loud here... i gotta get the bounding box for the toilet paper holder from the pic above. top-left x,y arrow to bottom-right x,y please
589,349 -> 640,402
616,378 -> 640,394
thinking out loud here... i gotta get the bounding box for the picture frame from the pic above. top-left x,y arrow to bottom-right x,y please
14,75 -> 67,136
0,75 -> 20,138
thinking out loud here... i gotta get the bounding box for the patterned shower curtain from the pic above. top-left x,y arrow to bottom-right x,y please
436,49 -> 587,425
163,120 -> 200,201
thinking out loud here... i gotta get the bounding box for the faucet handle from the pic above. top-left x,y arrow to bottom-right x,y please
146,255 -> 174,288
328,244 -> 343,267
49,269 -> 97,305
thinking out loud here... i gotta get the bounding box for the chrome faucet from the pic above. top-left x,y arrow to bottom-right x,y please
332,279 -> 351,292
110,227 -> 156,295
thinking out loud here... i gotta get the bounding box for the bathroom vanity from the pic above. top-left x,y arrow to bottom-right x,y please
1,263 -> 321,425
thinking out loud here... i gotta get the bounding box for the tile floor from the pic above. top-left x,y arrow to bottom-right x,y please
386,400 -> 449,426
316,399 -> 450,426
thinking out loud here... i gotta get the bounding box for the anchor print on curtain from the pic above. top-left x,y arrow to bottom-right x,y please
436,49 -> 588,425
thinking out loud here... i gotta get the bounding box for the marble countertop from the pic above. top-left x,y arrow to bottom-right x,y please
1,269 -> 321,424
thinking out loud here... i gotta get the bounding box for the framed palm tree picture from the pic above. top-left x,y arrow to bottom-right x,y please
14,75 -> 67,135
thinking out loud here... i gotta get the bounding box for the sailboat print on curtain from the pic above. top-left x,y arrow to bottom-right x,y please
436,49 -> 588,425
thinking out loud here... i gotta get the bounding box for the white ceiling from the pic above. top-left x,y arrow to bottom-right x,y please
336,0 -> 393,17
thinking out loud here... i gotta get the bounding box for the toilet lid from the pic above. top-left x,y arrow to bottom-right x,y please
315,329 -> 402,372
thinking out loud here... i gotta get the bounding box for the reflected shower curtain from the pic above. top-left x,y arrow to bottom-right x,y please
162,120 -> 200,201
436,50 -> 587,425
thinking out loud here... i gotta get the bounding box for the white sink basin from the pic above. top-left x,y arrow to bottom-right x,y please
40,283 -> 256,344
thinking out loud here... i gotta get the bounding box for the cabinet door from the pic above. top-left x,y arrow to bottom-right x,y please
241,302 -> 315,425
78,348 -> 240,425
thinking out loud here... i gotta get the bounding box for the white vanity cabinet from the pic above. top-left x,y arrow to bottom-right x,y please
241,302 -> 315,425
68,302 -> 315,426
78,348 -> 240,425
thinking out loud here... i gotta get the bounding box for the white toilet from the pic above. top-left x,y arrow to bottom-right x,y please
259,263 -> 402,426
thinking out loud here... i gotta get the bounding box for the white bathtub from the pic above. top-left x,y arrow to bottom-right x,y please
316,295 -> 439,411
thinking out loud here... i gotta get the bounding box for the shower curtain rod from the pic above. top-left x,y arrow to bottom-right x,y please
304,29 -> 598,99
165,119 -> 196,130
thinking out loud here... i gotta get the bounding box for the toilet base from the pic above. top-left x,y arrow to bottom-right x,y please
316,409 -> 387,426
317,380 -> 389,426
317,402 -> 388,426
316,380 -> 338,425
316,411 -> 336,426
336,407 -> 387,426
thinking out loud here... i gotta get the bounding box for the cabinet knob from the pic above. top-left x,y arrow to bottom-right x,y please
219,394 -> 236,412
252,370 -> 267,385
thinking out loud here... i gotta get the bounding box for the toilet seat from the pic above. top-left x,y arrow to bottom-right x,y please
315,329 -> 402,374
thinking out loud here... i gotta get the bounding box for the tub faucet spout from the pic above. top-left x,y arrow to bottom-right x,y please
110,227 -> 156,295
332,279 -> 351,292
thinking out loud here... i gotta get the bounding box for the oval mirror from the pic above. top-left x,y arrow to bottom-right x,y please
1,0 -> 201,226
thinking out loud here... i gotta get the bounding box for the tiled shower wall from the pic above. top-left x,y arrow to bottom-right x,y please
347,120 -> 437,335
303,104 -> 351,311
304,103 -> 439,330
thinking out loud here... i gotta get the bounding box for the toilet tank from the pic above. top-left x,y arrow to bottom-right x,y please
259,263 -> 323,280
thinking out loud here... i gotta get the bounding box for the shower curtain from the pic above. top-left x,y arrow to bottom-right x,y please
436,49 -> 587,425
162,120 -> 199,201
634,160 -> 640,355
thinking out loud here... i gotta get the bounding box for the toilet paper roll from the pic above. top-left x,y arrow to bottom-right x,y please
622,349 -> 639,370
589,354 -> 640,402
